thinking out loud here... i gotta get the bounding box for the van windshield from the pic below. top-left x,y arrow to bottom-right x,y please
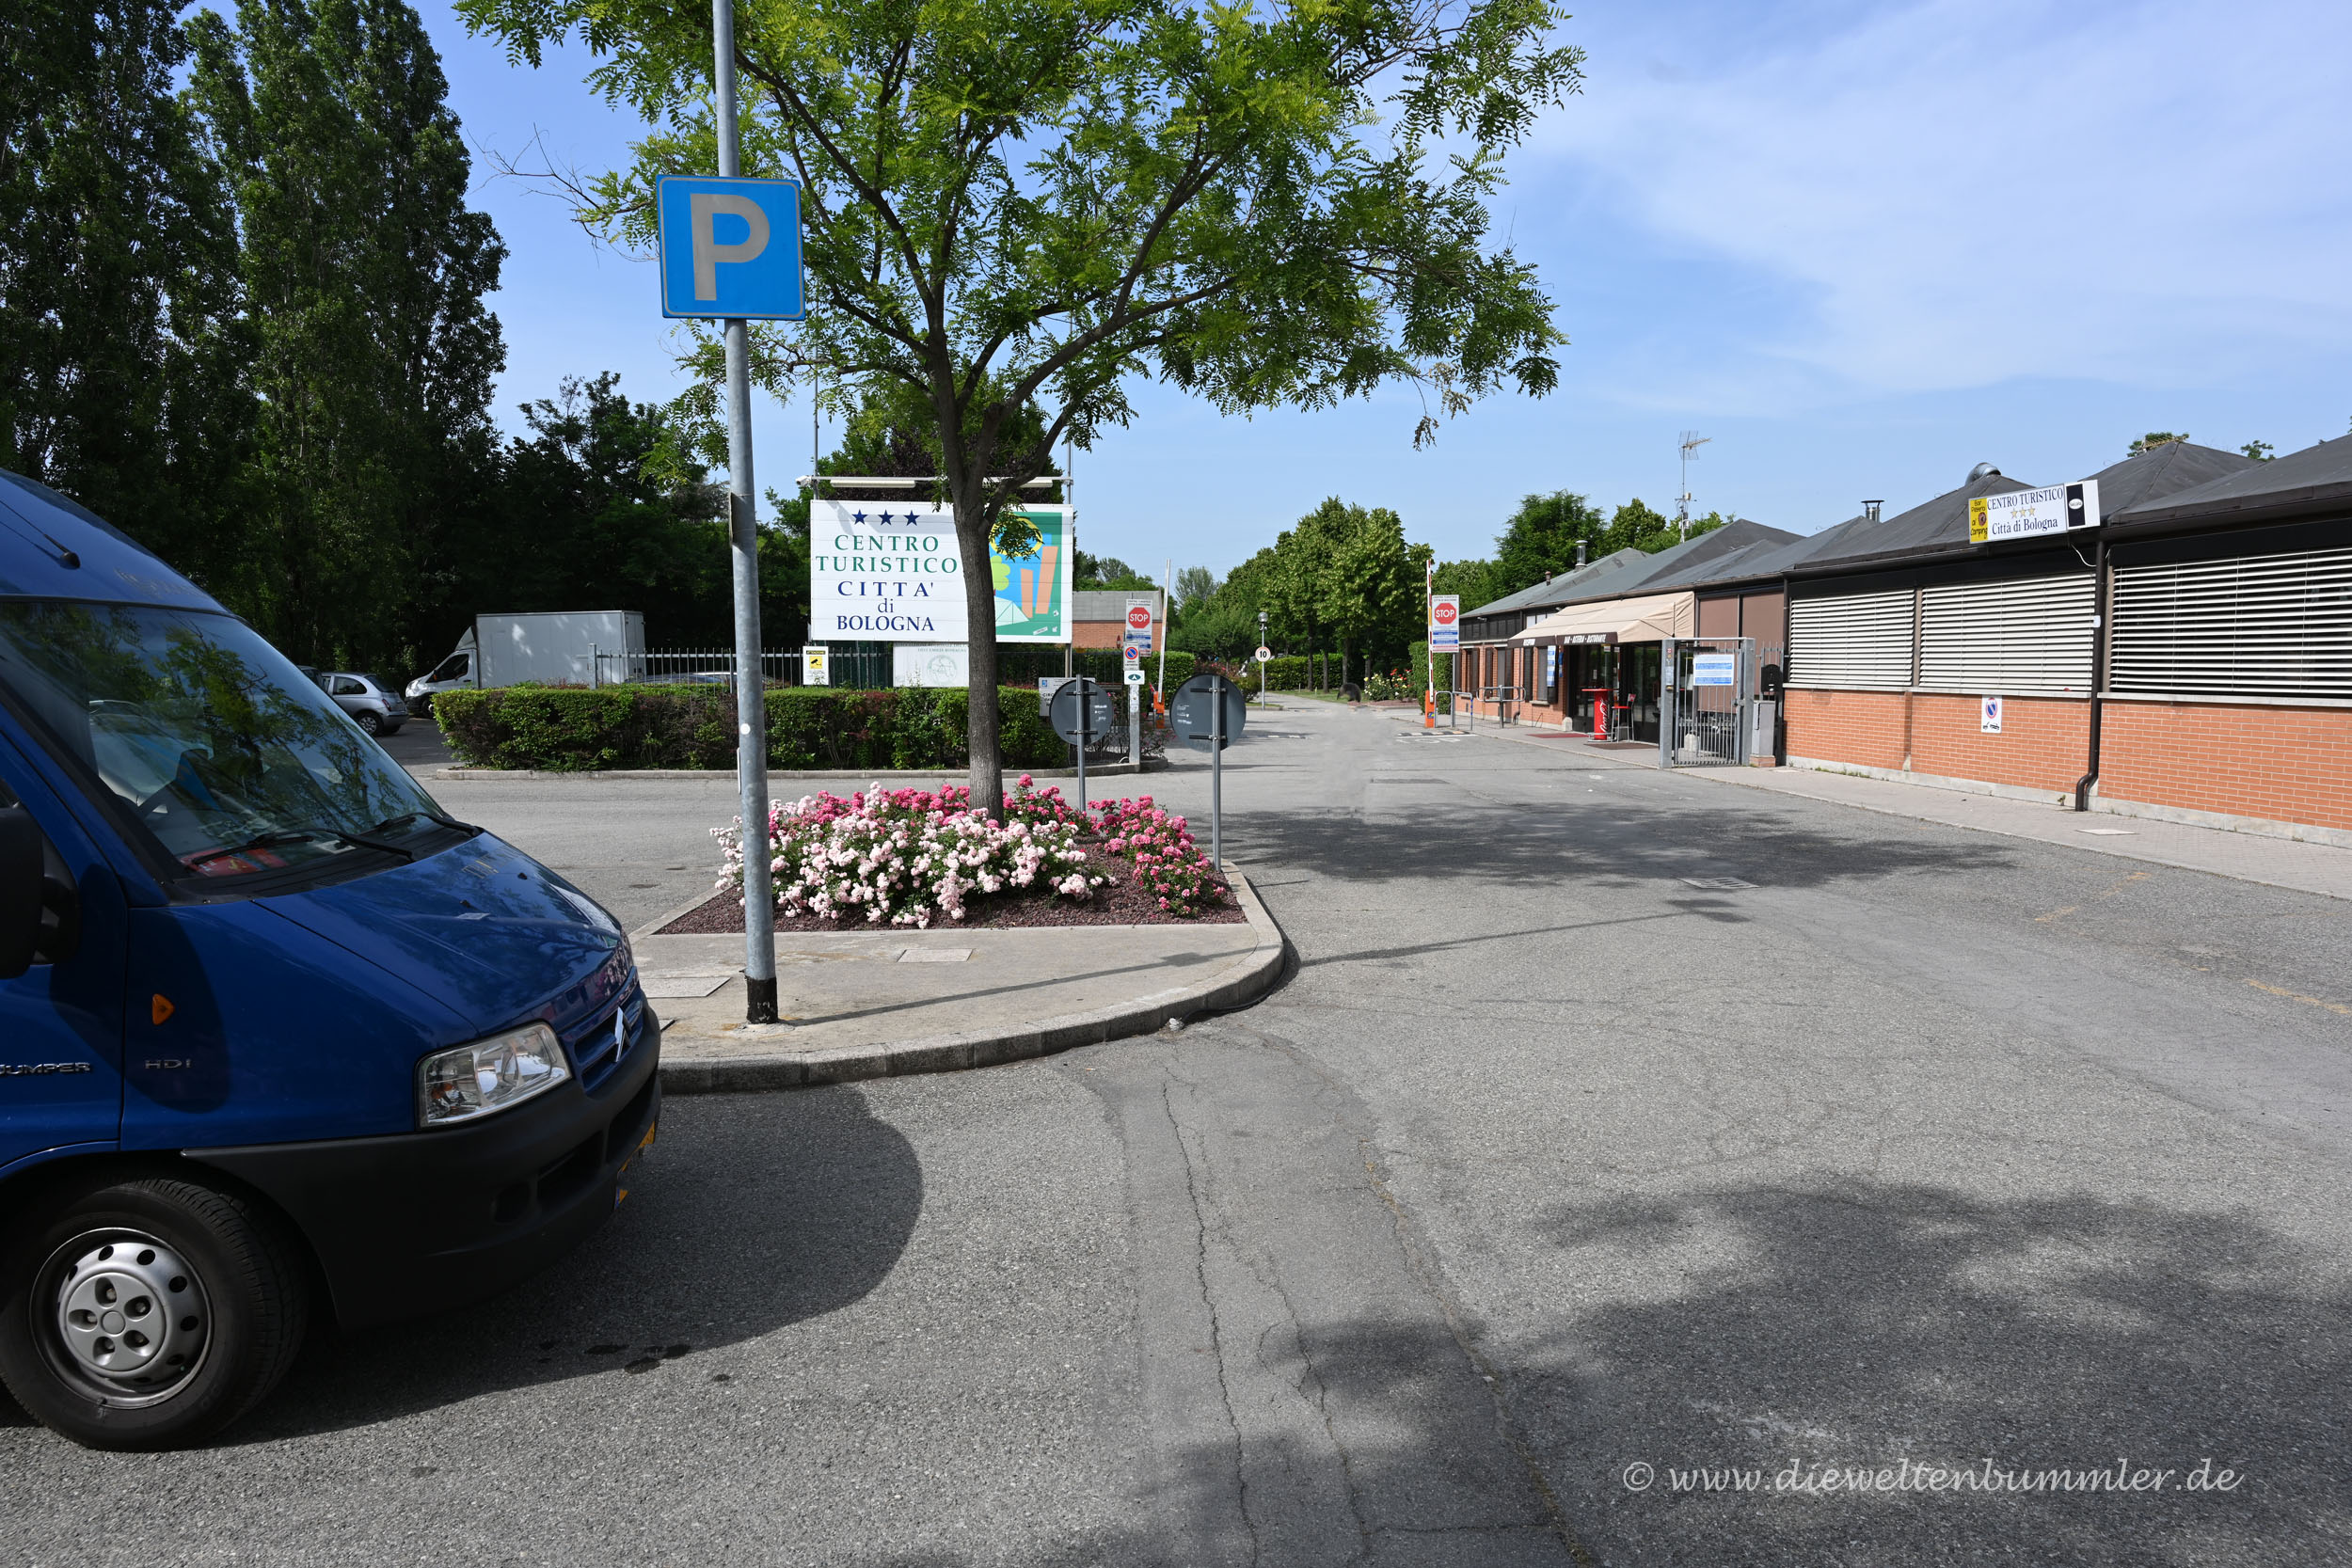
0,602 -> 455,882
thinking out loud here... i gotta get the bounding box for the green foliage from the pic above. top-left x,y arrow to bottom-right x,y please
460,0 -> 1581,797
992,647 -> 1195,690
418,372 -> 805,657
1454,492 -> 1724,609
433,685 -> 1068,771
1432,559 -> 1504,612
1492,490 -> 1606,587
0,0 -> 253,594
2240,440 -> 2274,461
189,0 -> 506,670
1075,550 -> 1158,593
2129,432 -> 2188,454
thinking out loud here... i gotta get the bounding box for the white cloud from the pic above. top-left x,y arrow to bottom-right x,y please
1536,0 -> 2352,396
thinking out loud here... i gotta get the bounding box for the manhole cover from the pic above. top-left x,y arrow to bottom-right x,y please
1680,877 -> 1756,890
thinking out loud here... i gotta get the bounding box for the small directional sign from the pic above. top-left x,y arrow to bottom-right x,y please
657,176 -> 804,320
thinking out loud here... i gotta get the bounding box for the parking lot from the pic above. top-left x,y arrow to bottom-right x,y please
8,702 -> 2349,1566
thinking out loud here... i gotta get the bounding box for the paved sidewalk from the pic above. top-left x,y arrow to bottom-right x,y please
639,869 -> 1287,1092
1391,708 -> 2352,902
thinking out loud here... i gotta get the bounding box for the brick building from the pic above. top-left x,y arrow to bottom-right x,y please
1069,589 -> 1167,651
1451,435 -> 2352,845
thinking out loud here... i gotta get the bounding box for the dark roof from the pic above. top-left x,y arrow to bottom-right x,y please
2107,434 -> 2352,529
2091,439 -> 2260,516
1587,518 -> 1805,594
1462,547 -> 1648,619
1705,443 -> 2254,583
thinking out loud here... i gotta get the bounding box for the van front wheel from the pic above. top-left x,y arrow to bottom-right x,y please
0,1177 -> 310,1449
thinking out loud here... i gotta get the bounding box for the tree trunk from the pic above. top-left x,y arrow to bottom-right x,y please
954,500 -> 1005,818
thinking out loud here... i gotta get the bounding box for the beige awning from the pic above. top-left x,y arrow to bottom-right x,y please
1511,590 -> 1694,646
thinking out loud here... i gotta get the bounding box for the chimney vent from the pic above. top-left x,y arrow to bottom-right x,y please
1863,499 -> 1883,525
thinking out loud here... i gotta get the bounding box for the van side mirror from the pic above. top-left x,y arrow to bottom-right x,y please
0,806 -> 80,979
0,807 -> 40,978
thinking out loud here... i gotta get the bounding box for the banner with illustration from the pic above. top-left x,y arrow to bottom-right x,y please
810,500 -> 1070,642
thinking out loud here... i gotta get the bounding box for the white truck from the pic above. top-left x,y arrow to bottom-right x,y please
405,611 -> 646,702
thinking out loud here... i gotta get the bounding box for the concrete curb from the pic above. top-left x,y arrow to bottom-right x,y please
434,762 -> 1164,782
653,866 -> 1287,1095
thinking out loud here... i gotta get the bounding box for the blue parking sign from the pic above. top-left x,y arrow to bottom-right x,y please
656,176 -> 804,320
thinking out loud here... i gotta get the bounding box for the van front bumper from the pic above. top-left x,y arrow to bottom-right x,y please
183,1022 -> 661,1326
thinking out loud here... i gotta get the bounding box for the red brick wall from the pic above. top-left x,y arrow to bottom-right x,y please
2101,701 -> 2352,832
1784,689 -> 1909,770
1909,694 -> 2086,793
1073,621 -> 1154,650
1784,689 -> 2087,790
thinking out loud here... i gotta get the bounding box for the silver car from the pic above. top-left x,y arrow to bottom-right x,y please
321,672 -> 409,736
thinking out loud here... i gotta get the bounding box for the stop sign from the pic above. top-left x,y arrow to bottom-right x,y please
1126,604 -> 1152,630
1433,601 -> 1458,626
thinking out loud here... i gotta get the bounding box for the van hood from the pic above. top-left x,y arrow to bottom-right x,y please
258,833 -> 633,1039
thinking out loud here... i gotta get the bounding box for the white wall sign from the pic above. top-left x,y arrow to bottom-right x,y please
1980,694 -> 2004,733
1969,481 -> 2101,544
1692,653 -> 1736,688
893,643 -> 968,687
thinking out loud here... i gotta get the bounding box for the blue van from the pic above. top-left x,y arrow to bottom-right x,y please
0,471 -> 660,1449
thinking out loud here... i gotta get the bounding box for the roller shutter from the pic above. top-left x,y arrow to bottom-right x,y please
2111,544 -> 2352,699
1788,588 -> 1915,689
1917,573 -> 2093,694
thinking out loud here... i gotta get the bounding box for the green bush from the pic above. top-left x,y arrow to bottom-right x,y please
995,646 -> 1196,690
433,685 -> 1069,771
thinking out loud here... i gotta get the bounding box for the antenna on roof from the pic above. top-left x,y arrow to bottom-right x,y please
1677,432 -> 1712,540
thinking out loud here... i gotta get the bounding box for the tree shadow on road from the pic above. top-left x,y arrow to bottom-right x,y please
1232,800 -> 2020,896
1506,1178 -> 2352,1566
227,1085 -> 924,1444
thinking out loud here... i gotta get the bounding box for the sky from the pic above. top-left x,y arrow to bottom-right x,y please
421,0 -> 2352,582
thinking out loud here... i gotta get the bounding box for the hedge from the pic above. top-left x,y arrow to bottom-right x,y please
433,685 -> 1071,772
994,646 -> 1197,689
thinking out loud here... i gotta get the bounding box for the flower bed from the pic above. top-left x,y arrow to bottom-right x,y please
688,776 -> 1238,932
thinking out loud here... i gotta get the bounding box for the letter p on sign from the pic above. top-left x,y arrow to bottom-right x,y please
658,176 -> 804,320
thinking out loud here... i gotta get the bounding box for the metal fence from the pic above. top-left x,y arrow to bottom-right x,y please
589,646 -> 800,689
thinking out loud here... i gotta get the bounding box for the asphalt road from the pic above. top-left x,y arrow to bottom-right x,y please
7,702 -> 2350,1566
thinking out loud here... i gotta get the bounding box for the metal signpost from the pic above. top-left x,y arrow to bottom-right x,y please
656,0 -> 804,1025
1170,673 -> 1247,866
1123,594 -> 1152,767
1050,676 -> 1116,810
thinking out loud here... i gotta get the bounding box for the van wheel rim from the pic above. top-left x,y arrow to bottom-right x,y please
42,1230 -> 213,1407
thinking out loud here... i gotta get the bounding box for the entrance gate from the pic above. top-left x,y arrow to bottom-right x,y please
1659,637 -> 1752,768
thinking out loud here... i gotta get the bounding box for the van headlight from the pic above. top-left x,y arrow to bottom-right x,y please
417,1022 -> 569,1127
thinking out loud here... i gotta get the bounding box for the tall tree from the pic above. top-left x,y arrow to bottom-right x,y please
1492,489 -> 1605,591
0,0 -> 253,587
190,0 -> 504,668
464,0 -> 1579,813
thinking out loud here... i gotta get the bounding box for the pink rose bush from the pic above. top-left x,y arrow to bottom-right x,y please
1088,795 -> 1223,916
714,779 -> 1229,926
716,780 -> 1103,927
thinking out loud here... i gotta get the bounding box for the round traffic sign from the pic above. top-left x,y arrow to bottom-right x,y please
1122,642 -> 1141,664
1126,604 -> 1152,630
1433,601 -> 1458,626
1253,644 -> 1272,662
1048,677 -> 1118,746
1169,673 -> 1247,752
